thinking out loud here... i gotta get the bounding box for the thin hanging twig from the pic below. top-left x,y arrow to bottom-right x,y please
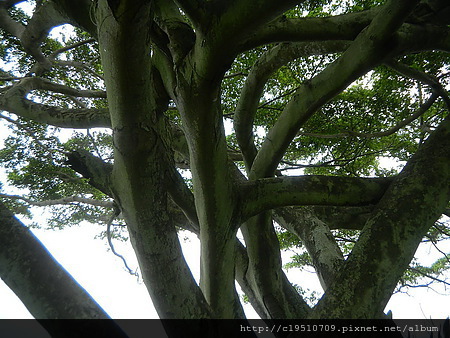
106,205 -> 139,277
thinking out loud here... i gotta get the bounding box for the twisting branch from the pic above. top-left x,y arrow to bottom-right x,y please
0,78 -> 111,128
234,41 -> 349,169
250,0 -> 420,178
106,205 -> 139,277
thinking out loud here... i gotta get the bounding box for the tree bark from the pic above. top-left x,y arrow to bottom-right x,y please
0,202 -> 110,319
312,112 -> 450,318
95,0 -> 210,319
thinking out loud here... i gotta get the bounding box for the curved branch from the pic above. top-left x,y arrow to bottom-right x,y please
52,0 -> 98,37
241,176 -> 392,220
387,60 -> 450,107
19,1 -> 67,73
250,0 -> 419,178
216,0 -> 307,47
173,0 -> 207,29
0,79 -> 111,128
234,41 -> 350,169
105,206 -> 139,277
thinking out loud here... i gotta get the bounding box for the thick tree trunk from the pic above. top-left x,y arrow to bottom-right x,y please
95,0 -> 210,319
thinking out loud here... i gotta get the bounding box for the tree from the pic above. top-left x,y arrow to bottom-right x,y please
0,0 -> 450,333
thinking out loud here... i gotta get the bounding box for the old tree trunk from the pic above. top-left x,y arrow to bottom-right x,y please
1,0 -> 450,335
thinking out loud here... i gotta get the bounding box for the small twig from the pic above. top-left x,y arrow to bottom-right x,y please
300,93 -> 439,139
50,38 -> 97,58
258,86 -> 300,109
106,205 -> 139,277
408,267 -> 450,287
429,240 -> 450,264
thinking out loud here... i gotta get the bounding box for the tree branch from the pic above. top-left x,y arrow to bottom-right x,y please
22,76 -> 106,98
250,0 -> 420,178
52,0 -> 98,37
312,104 -> 450,319
19,1 -> 67,74
105,206 -> 139,277
240,176 -> 392,220
172,0 -> 207,29
234,41 -> 349,169
241,9 -> 377,51
275,207 -> 345,291
0,201 -> 110,319
50,38 -> 97,58
65,150 -> 113,196
407,267 -> 450,287
0,79 -> 111,128
444,208 -> 450,218
0,5 -> 25,37
387,60 -> 450,107
305,205 -> 373,231
394,23 -> 450,55
215,0 -> 307,48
